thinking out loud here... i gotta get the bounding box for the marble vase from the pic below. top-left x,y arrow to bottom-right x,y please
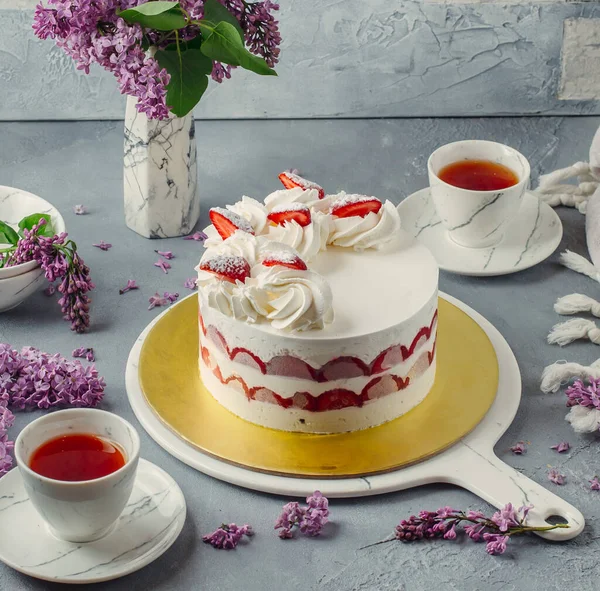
123,97 -> 199,238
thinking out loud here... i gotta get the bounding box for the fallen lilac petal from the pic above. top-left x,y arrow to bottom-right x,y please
183,231 -> 208,242
590,476 -> 600,491
154,259 -> 171,274
155,250 -> 174,260
202,523 -> 253,549
510,441 -> 526,455
119,279 -> 139,295
148,292 -> 169,310
73,204 -> 88,215
164,292 -> 179,303
93,240 -> 112,251
548,469 -> 566,485
72,347 -> 95,362
184,277 -> 197,290
44,284 -> 56,296
551,441 -> 570,453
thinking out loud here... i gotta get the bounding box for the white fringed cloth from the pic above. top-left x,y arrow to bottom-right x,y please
536,127 -> 600,431
535,162 -> 600,214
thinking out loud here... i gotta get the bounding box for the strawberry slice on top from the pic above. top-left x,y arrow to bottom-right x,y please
198,255 -> 251,284
278,172 -> 325,200
262,250 -> 308,271
209,207 -> 255,240
267,203 -> 312,227
331,194 -> 382,219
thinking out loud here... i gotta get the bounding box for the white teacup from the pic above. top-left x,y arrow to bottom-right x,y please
428,140 -> 531,248
15,409 -> 140,543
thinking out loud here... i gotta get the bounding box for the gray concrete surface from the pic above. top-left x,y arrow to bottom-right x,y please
0,117 -> 599,590
3,1 -> 600,120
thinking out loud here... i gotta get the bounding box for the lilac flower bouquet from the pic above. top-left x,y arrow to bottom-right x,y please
33,0 -> 280,119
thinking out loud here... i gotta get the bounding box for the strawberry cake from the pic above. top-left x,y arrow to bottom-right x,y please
196,172 -> 439,433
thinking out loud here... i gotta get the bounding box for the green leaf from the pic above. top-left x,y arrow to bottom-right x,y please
156,44 -> 212,117
199,22 -> 276,76
201,0 -> 244,42
119,1 -> 187,31
18,213 -> 54,238
0,221 -> 19,245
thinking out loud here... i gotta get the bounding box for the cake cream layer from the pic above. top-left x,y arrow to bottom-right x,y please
200,358 -> 436,434
200,329 -> 436,398
198,230 -> 438,366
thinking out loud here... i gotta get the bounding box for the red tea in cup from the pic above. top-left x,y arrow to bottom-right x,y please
438,159 -> 519,191
29,433 -> 126,482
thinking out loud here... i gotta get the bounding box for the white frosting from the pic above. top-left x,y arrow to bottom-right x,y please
266,211 -> 330,262
328,199 -> 402,250
200,230 -> 266,266
200,234 -> 438,364
264,187 -> 326,212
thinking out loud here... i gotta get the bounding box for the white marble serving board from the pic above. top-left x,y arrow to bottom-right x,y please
126,293 -> 584,542
0,459 -> 186,584
398,189 -> 562,276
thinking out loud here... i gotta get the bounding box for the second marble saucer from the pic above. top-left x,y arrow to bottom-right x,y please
0,458 -> 186,584
398,188 -> 562,276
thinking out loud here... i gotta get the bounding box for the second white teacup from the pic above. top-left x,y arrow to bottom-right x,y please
15,408 -> 140,543
427,140 -> 530,248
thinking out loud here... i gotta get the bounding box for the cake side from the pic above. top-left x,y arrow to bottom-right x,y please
199,355 -> 436,434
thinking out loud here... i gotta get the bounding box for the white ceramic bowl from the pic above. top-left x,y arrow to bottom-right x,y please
0,186 -> 66,279
0,265 -> 46,312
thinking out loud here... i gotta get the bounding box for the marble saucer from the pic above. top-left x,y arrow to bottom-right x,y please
398,188 -> 562,276
0,458 -> 186,584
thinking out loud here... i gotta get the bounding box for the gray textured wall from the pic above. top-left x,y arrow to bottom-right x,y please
2,1 -> 600,119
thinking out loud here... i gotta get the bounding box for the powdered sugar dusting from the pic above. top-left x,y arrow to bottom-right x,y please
201,255 -> 251,281
280,172 -> 325,199
270,202 -> 311,214
263,250 -> 304,264
211,207 -> 255,234
331,193 -> 381,209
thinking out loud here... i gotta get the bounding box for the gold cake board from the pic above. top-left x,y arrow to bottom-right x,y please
138,296 -> 498,478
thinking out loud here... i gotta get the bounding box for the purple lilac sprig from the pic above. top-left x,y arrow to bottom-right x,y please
565,378 -> 600,411
33,0 -> 280,119
202,523 -> 253,549
274,491 -> 329,539
0,401 -> 15,477
391,503 -> 567,555
0,343 -> 106,476
5,220 -> 94,332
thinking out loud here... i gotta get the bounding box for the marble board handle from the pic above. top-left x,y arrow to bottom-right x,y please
435,443 -> 584,541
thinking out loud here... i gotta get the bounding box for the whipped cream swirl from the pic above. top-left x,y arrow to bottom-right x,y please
197,235 -> 334,331
266,211 -> 330,262
264,187 -> 327,212
328,198 -> 401,250
253,266 -> 334,331
201,230 -> 265,266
